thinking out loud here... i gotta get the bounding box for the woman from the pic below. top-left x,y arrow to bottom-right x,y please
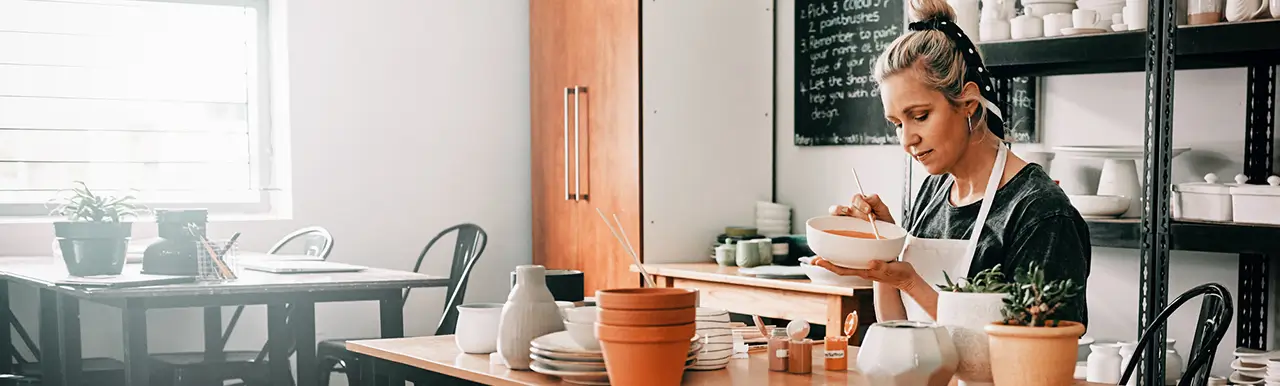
806,0 -> 1091,325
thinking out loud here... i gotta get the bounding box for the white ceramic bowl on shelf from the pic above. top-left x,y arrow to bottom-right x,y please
563,321 -> 600,350
805,216 -> 907,269
1067,195 -> 1130,218
757,206 -> 792,220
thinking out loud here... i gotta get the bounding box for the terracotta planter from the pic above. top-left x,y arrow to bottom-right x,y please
596,322 -> 695,386
595,288 -> 698,310
984,320 -> 1086,386
936,291 -> 1006,386
597,307 -> 696,326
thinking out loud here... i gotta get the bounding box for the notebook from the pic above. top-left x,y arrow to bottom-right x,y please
55,274 -> 197,288
239,260 -> 366,274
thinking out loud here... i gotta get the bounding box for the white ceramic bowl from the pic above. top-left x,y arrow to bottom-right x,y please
454,303 -> 504,354
562,306 -> 597,324
1025,2 -> 1076,16
1067,194 -> 1130,217
757,201 -> 790,212
805,216 -> 907,269
800,263 -> 872,287
564,320 -> 601,350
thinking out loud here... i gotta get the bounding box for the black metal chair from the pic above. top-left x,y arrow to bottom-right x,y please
148,226 -> 335,386
1119,283 -> 1233,386
8,308 -> 122,386
315,223 -> 488,386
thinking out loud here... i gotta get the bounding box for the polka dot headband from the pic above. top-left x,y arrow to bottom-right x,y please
907,17 -> 1006,140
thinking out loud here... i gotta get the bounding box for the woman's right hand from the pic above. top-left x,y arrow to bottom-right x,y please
829,193 -> 895,225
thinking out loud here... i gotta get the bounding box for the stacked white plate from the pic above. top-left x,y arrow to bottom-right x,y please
1023,0 -> 1077,17
756,201 -> 792,237
1268,358 -> 1280,386
692,308 -> 733,370
529,331 -> 703,385
1231,347 -> 1278,385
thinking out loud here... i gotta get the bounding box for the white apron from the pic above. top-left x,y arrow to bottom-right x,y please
901,145 -> 1008,322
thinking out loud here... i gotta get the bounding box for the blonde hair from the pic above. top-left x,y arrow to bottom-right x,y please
874,0 -> 989,129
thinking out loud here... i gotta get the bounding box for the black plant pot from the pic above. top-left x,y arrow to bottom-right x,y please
54,222 -> 132,277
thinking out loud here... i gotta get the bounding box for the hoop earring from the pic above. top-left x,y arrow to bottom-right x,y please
967,115 -> 975,133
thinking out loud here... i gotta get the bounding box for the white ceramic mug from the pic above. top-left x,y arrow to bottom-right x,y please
455,303 -> 505,354
1073,9 -> 1101,28
1010,14 -> 1045,39
1044,12 -> 1073,36
979,19 -> 1012,41
1123,5 -> 1148,29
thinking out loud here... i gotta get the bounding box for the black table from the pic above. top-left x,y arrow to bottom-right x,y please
0,257 -> 448,386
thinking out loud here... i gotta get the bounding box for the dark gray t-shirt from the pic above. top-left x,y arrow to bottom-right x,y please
903,163 -> 1091,327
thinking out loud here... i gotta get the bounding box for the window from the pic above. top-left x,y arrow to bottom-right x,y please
0,0 -> 285,218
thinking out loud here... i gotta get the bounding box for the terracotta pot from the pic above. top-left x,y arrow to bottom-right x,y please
597,307 -> 696,327
596,288 -> 698,310
595,322 -> 696,386
984,320 -> 1086,386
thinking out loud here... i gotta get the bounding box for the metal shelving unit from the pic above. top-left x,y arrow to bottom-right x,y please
977,16 -> 1280,386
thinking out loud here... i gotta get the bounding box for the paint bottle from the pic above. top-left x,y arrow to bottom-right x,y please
824,335 -> 849,371
768,328 -> 790,372
787,339 -> 813,374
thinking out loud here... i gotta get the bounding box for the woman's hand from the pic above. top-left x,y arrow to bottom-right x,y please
829,194 -> 896,225
801,256 -> 925,292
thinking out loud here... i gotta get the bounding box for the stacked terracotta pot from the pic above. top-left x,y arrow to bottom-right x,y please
595,288 -> 699,386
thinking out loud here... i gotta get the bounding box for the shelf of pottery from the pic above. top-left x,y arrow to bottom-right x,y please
953,0 -> 1279,40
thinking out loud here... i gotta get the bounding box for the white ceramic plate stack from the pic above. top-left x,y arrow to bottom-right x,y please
1267,358 -> 1280,386
528,331 -> 703,385
1023,0 -> 1077,17
691,308 -> 733,370
1231,347 -> 1278,385
756,201 -> 792,237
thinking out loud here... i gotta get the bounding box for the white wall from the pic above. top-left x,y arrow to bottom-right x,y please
776,0 -> 1266,376
0,0 -> 531,381
641,0 -> 776,264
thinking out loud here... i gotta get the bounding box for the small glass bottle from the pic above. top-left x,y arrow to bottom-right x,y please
824,336 -> 849,371
787,339 -> 813,374
768,328 -> 790,372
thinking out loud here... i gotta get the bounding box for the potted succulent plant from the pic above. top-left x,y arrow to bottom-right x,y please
983,263 -> 1085,386
49,182 -> 142,276
935,265 -> 1011,386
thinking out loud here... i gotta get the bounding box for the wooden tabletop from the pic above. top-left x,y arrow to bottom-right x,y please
347,335 -> 1112,386
635,263 -> 869,297
0,257 -> 448,298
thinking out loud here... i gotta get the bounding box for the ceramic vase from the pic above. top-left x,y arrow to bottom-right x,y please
496,265 -> 566,370
1118,341 -> 1138,386
691,307 -> 732,370
1098,158 -> 1142,218
936,291 -> 1007,386
1086,343 -> 1122,383
984,321 -> 1086,386
857,321 -> 959,386
455,303 -> 504,354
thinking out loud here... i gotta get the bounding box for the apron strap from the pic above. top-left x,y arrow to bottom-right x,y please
953,145 -> 1009,277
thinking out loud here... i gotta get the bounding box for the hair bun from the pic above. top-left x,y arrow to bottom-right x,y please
909,0 -> 958,23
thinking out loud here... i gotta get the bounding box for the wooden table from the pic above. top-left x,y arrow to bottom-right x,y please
0,257 -> 448,386
346,334 -> 1112,385
636,263 -> 874,338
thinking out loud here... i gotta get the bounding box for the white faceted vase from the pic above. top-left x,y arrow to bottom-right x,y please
857,320 -> 959,386
936,291 -> 1007,386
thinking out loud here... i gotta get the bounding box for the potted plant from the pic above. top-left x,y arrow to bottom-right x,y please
983,263 -> 1086,386
935,265 -> 1011,386
49,182 -> 142,276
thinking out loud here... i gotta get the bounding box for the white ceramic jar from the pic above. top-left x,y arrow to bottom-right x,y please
455,303 -> 505,354
1173,173 -> 1234,222
936,291 -> 1006,386
1086,343 -> 1122,383
857,320 -> 959,386
1118,341 -> 1138,386
1229,175 -> 1280,226
496,265 -> 567,370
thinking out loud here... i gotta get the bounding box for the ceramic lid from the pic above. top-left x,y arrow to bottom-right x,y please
1175,173 -> 1232,194
1229,175 -> 1280,196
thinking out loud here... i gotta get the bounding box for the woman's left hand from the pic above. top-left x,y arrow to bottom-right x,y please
802,257 -> 925,291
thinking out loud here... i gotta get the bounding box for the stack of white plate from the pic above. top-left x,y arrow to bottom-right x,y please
756,201 -> 792,237
1023,0 -> 1077,17
1231,347 -> 1277,385
529,331 -> 703,385
692,308 -> 732,370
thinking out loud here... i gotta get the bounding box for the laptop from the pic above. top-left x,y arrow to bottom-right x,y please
238,252 -> 326,261
240,260 -> 367,274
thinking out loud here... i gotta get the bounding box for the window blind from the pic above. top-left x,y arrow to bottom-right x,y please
0,0 -> 269,205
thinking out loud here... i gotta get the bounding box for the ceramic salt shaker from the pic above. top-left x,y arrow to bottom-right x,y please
496,265 -> 567,370
1086,343 -> 1122,383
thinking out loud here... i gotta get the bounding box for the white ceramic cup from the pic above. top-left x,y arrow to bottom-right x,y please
1011,14 -> 1045,39
455,303 -> 505,354
1073,9 -> 1102,28
1044,13 -> 1074,36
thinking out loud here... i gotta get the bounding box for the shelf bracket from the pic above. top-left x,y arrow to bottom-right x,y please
1240,65 -> 1276,351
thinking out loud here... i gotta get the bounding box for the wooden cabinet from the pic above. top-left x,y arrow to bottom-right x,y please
531,0 -> 640,294
530,0 -> 773,295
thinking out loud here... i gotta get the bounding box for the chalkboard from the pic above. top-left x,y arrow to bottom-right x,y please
794,0 -> 1040,145
794,0 -> 905,146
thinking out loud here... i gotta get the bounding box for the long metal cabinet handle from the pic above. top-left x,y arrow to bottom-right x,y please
574,85 -> 583,201
564,87 -> 573,201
